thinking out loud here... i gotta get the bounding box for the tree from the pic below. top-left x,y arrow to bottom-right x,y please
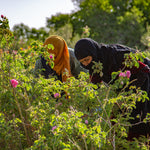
116,6 -> 145,49
46,13 -> 70,30
45,0 -> 150,49
131,0 -> 150,26
12,23 -> 49,49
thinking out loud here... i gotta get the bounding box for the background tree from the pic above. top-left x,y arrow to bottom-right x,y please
12,23 -> 49,49
46,13 -> 70,30
46,0 -> 150,49
70,0 -> 146,48
11,0 -> 150,50
48,23 -> 90,48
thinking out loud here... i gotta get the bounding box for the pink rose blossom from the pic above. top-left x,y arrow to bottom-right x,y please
121,81 -> 124,85
52,126 -> 57,131
58,102 -> 62,106
126,70 -> 131,78
55,102 -> 62,107
54,93 -> 59,98
49,55 -> 53,59
119,72 -> 126,77
85,120 -> 88,124
12,50 -> 17,55
10,79 -> 18,88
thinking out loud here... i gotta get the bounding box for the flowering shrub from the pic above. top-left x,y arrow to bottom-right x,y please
119,72 -> 126,77
0,15 -> 150,150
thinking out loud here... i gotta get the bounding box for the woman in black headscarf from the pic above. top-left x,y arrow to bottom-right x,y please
74,38 -> 150,140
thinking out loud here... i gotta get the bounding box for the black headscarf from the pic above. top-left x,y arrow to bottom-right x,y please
74,38 -> 132,83
74,38 -> 99,70
74,38 -> 98,60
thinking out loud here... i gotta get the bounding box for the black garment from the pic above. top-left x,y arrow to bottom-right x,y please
74,38 -> 150,138
34,48 -> 88,82
74,38 -> 150,85
41,56 -> 62,81
75,38 -> 135,83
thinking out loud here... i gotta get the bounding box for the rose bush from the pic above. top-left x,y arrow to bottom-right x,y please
0,15 -> 150,150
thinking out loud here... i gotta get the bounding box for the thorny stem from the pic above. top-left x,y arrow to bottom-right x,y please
81,135 -> 88,150
66,133 -> 81,150
12,114 -> 23,149
12,87 -> 31,146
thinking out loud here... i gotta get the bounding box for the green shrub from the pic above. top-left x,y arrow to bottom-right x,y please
1,15 -> 150,150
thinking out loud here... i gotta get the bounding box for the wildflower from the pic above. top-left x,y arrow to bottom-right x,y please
10,79 -> 18,88
54,93 -> 59,98
119,72 -> 126,77
1,15 -> 4,18
85,120 -> 88,124
52,126 -> 57,131
49,55 -> 53,59
126,70 -> 131,78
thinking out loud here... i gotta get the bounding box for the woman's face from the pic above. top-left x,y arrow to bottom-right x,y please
79,56 -> 92,66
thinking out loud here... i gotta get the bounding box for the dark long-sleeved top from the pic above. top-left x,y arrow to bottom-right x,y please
74,38 -> 150,137
89,44 -> 150,136
34,48 -> 88,81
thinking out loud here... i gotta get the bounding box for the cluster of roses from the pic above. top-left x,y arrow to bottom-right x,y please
10,79 -> 18,88
119,70 -> 131,78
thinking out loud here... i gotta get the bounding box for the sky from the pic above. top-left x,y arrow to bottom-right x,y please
1,0 -> 75,30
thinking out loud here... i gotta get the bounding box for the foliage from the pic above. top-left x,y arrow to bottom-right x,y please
8,0 -> 150,50
48,23 -> 90,48
116,6 -> 145,48
131,0 -> 150,26
12,23 -> 49,49
46,13 -> 70,30
1,15 -> 150,150
46,0 -> 150,49
141,25 -> 150,50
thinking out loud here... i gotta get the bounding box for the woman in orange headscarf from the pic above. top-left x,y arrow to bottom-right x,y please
43,35 -> 72,82
34,35 -> 87,82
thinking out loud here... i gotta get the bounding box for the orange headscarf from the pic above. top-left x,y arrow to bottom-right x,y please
43,35 -> 72,82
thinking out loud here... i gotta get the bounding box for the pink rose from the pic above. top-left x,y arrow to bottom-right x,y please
126,70 -> 131,78
54,93 -> 59,98
10,79 -> 18,88
52,126 -> 57,131
85,120 -> 88,124
121,81 -> 124,85
12,50 -> 17,55
49,55 -> 53,59
55,102 -> 62,107
119,72 -> 126,77
58,102 -> 62,106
